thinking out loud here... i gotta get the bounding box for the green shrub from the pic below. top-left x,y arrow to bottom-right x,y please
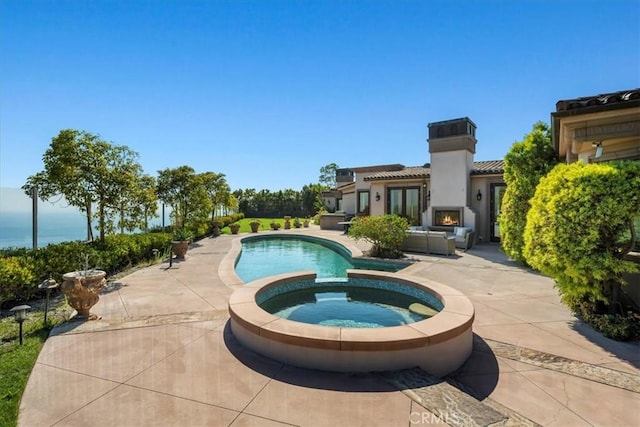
0,256 -> 38,304
524,161 -> 640,310
348,215 -> 408,258
572,300 -> 640,341
0,232 -> 172,304
500,122 -> 558,263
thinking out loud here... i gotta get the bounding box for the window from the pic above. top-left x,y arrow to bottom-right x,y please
387,187 -> 420,225
357,191 -> 370,215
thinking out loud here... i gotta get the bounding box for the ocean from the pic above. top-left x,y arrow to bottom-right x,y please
0,211 -> 88,249
0,188 -> 166,249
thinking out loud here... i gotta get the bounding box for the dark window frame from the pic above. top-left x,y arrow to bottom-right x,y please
386,186 -> 421,226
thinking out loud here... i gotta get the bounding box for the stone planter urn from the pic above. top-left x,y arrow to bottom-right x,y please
284,216 -> 291,229
230,224 -> 241,234
61,270 -> 107,320
171,240 -> 189,258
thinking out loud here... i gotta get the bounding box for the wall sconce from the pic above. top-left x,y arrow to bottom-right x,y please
476,189 -> 482,201
10,305 -> 31,345
593,141 -> 603,158
375,192 -> 380,202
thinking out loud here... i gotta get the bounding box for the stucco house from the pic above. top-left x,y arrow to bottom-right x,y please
322,117 -> 505,244
323,89 -> 640,246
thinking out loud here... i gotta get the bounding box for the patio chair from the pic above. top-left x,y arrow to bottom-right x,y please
427,231 -> 455,256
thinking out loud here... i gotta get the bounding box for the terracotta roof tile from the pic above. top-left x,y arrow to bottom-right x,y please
364,166 -> 430,181
363,160 -> 504,181
555,88 -> 640,112
471,160 -> 505,175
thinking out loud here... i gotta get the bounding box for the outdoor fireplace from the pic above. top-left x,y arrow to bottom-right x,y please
433,208 -> 462,226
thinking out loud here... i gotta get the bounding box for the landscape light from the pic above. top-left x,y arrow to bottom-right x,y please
39,278 -> 59,326
10,305 -> 31,345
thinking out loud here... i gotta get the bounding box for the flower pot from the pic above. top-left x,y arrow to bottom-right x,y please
172,240 -> 189,258
230,224 -> 240,234
250,222 -> 260,233
61,270 -> 107,320
284,216 -> 291,229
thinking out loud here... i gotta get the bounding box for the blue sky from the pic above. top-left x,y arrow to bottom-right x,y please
1,0 -> 638,193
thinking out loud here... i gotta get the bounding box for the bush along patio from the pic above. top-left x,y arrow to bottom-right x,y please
523,161 -> 640,340
348,214 -> 408,258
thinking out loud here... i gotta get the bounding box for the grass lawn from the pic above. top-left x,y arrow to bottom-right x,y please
0,300 -> 68,427
220,217 -> 310,234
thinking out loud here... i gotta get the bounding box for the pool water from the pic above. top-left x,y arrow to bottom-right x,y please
260,285 -> 433,328
235,238 -> 353,282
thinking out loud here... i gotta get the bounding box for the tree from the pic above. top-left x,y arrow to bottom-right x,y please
108,174 -> 158,233
500,122 -> 558,263
201,172 -> 230,221
156,166 -> 212,236
319,163 -> 339,189
23,129 -> 146,242
523,161 -> 640,313
136,175 -> 159,231
300,183 -> 325,216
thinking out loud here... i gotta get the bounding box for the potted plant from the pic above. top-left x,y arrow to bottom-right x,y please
303,218 -> 310,227
293,217 -> 302,228
230,223 -> 241,234
60,254 -> 107,321
270,221 -> 282,230
172,227 -> 192,259
284,216 -> 291,229
249,220 -> 261,233
212,221 -> 222,237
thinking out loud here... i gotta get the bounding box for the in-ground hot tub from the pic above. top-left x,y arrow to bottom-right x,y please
228,270 -> 474,376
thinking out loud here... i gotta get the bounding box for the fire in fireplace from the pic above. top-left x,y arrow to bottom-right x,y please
434,209 -> 462,226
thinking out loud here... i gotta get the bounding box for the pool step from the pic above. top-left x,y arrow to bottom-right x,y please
409,302 -> 439,317
315,292 -> 349,302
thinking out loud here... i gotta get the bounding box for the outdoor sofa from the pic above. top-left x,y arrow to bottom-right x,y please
400,226 -> 475,255
399,229 -> 455,256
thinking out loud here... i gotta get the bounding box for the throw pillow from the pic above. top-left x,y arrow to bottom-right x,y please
455,227 -> 468,238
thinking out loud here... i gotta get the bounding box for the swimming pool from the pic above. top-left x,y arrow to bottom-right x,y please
234,235 -> 408,282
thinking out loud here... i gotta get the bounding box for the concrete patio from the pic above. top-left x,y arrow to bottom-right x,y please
18,228 -> 640,426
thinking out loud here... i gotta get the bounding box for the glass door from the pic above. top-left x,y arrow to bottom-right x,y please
490,183 -> 506,242
387,187 -> 420,226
